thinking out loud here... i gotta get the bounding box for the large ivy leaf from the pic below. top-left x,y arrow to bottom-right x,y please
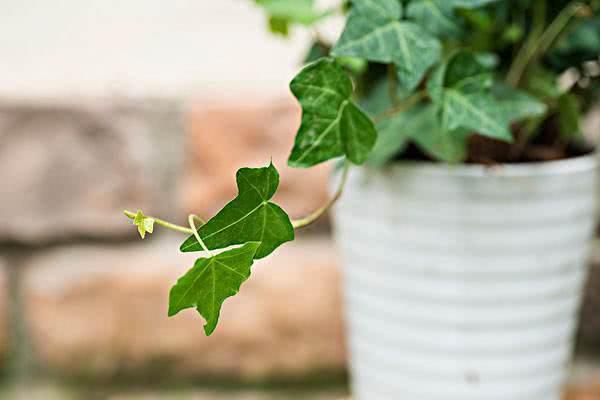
288,58 -> 377,167
429,51 -> 547,142
180,164 -> 294,259
169,242 -> 260,336
331,0 -> 441,90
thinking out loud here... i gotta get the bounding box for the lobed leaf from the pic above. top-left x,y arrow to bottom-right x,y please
169,242 -> 261,335
288,58 -> 377,167
332,0 -> 441,91
180,164 -> 294,259
132,210 -> 155,239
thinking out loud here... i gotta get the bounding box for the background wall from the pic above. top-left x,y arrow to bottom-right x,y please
0,0 -> 309,100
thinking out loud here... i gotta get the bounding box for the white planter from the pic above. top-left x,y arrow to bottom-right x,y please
333,154 -> 599,400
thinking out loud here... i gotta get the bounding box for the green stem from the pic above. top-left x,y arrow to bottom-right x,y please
506,0 -> 547,87
387,65 -> 401,106
123,210 -> 194,235
507,1 -> 585,87
188,214 -> 212,256
292,160 -> 351,229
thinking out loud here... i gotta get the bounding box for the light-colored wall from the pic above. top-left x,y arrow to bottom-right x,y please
0,0 -> 315,101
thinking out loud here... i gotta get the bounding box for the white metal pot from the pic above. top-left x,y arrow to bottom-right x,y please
333,154 -> 598,400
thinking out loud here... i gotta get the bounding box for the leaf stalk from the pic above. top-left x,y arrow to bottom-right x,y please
507,1 -> 586,87
123,210 -> 194,235
291,160 -> 351,229
188,214 -> 213,256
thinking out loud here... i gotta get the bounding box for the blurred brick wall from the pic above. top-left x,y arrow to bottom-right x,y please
0,97 -> 342,382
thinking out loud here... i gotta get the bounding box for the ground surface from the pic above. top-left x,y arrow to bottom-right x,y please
2,384 -> 600,400
0,385 -> 347,400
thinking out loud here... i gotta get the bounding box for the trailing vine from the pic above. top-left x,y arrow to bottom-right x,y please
126,0 -> 600,335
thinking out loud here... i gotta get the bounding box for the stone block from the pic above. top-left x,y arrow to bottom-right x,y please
23,236 -> 345,380
0,100 -> 183,243
182,99 -> 331,222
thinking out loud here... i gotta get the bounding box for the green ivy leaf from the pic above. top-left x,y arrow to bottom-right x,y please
288,58 -> 377,167
331,0 -> 441,90
180,164 -> 294,259
132,210 -> 155,239
428,51 -> 512,141
441,92 -> 513,141
169,242 -> 261,336
558,93 -> 582,138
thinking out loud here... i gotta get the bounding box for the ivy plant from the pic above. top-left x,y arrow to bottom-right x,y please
126,0 -> 600,335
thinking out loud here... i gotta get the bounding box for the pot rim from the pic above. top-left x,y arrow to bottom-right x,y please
367,151 -> 599,178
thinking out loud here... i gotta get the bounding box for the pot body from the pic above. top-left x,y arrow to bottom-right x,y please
333,155 -> 598,400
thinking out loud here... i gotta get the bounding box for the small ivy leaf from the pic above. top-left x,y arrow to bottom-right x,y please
180,163 -> 294,259
332,0 -> 441,91
133,210 -> 155,239
429,51 -> 513,142
169,242 -> 261,336
288,58 -> 377,168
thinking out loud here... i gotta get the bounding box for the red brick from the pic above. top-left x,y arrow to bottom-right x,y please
182,98 -> 331,222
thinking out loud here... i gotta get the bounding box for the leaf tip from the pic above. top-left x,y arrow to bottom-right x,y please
203,324 -> 216,336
